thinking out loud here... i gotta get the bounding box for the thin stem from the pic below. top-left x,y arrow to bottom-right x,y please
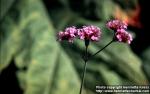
89,39 -> 114,60
79,46 -> 88,94
79,61 -> 87,94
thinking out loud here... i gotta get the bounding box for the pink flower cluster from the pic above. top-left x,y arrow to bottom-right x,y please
78,25 -> 101,41
116,29 -> 133,44
106,19 -> 127,31
106,20 -> 133,44
57,26 -> 77,43
57,25 -> 101,43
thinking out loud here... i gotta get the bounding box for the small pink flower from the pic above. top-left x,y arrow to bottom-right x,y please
57,26 -> 77,43
106,19 -> 127,31
115,29 -> 133,44
78,25 -> 101,41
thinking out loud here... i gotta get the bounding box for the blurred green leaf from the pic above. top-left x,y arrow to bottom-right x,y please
0,0 -> 82,94
142,47 -> 150,82
0,16 -> 23,72
0,0 -> 15,20
50,50 -> 81,94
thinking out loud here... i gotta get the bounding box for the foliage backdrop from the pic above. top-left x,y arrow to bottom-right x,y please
0,0 -> 149,94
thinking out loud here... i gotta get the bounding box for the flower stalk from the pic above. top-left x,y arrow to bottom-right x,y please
79,49 -> 87,94
79,40 -> 89,94
79,61 -> 87,94
79,39 -> 114,94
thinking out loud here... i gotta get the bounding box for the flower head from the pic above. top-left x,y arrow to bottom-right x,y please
115,29 -> 133,44
78,25 -> 101,41
57,26 -> 77,43
106,19 -> 127,31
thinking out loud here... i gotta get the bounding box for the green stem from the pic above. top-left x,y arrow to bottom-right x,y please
79,61 -> 87,94
79,45 -> 88,94
89,39 -> 114,60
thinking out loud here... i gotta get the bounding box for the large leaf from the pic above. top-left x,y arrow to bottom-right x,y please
0,15 -> 23,72
0,0 -> 82,94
